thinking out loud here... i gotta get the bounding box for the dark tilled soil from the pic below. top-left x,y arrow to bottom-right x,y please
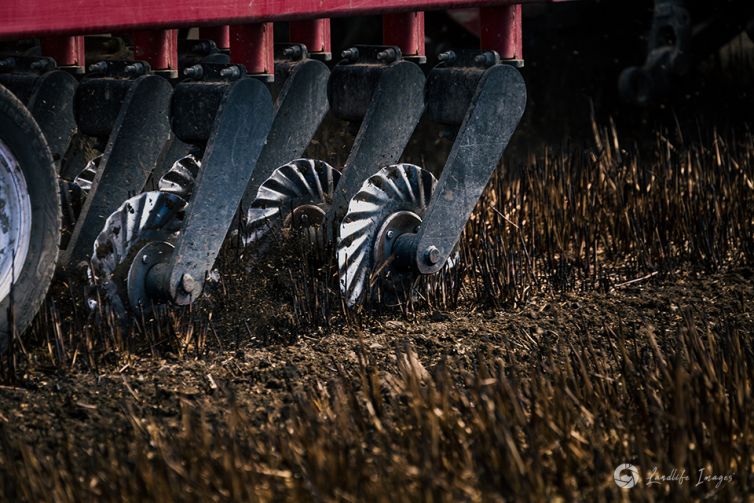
1,268 -> 750,488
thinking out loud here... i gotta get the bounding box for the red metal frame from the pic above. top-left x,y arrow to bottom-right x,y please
383,12 -> 425,57
131,29 -> 178,71
200,26 -> 231,50
479,5 -> 522,59
0,0 -> 540,39
230,23 -> 274,75
39,35 -> 85,67
289,19 -> 331,55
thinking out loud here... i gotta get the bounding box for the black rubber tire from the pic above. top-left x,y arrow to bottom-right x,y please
0,84 -> 61,354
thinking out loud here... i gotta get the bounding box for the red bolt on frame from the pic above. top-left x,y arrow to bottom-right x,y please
230,23 -> 274,75
131,29 -> 178,72
480,4 -> 522,61
382,11 -> 425,59
200,26 -> 230,50
289,18 -> 331,56
40,35 -> 85,69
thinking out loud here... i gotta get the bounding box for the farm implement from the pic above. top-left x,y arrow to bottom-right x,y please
1,0 -> 752,350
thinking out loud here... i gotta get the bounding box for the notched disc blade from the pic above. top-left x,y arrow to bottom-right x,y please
242,158 -> 340,247
158,154 -> 201,199
89,191 -> 186,316
337,163 -> 436,307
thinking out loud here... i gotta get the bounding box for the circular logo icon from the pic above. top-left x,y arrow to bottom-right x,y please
614,464 -> 640,489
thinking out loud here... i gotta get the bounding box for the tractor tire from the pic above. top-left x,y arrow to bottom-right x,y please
0,84 -> 61,354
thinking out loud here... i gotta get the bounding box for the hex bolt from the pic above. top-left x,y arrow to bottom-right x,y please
386,230 -> 395,240
219,65 -> 242,80
125,62 -> 147,77
0,57 -> 16,70
184,64 -> 204,80
30,59 -> 51,72
283,45 -> 303,60
437,51 -> 456,64
425,245 -> 441,265
377,48 -> 398,64
341,47 -> 359,62
88,61 -> 108,74
474,51 -> 499,68
141,254 -> 149,264
180,273 -> 197,294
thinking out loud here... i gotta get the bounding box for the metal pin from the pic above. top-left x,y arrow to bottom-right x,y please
125,62 -> 147,77
377,48 -> 398,64
184,64 -> 204,80
341,47 -> 359,61
437,51 -> 456,64
219,65 -> 242,80
88,61 -> 108,74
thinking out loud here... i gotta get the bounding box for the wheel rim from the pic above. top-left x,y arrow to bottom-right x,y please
0,139 -> 32,302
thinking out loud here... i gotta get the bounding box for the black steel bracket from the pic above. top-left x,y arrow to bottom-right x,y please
0,56 -> 78,168
62,74 -> 173,269
324,46 -> 426,232
411,60 -> 526,274
241,54 -> 330,208
158,77 -> 274,303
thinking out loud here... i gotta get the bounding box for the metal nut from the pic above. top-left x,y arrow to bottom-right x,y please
341,47 -> 359,61
184,64 -> 204,80
125,62 -> 147,77
88,61 -> 108,74
437,51 -> 456,64
474,51 -> 499,68
180,273 -> 197,294
219,65 -> 242,80
425,245 -> 441,265
377,48 -> 398,64
283,45 -> 304,60
0,57 -> 16,70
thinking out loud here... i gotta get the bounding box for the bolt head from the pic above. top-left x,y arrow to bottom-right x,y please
437,51 -> 456,64
426,245 -> 441,265
141,254 -> 149,264
219,65 -> 242,80
386,230 -> 395,240
341,47 -> 359,61
377,48 -> 398,63
184,65 -> 203,79
88,61 -> 108,73
181,273 -> 197,293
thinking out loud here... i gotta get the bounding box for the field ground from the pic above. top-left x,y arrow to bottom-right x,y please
2,28 -> 754,501
0,267 -> 752,501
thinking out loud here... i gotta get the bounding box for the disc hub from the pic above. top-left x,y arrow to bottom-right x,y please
287,203 -> 326,229
0,139 -> 31,301
127,241 -> 174,312
374,210 -> 421,272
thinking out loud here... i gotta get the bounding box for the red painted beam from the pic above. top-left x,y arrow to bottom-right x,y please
40,35 -> 85,67
200,26 -> 231,50
0,0 -> 539,39
230,23 -> 274,75
383,12 -> 425,57
289,19 -> 331,55
131,29 -> 178,71
479,5 -> 522,60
